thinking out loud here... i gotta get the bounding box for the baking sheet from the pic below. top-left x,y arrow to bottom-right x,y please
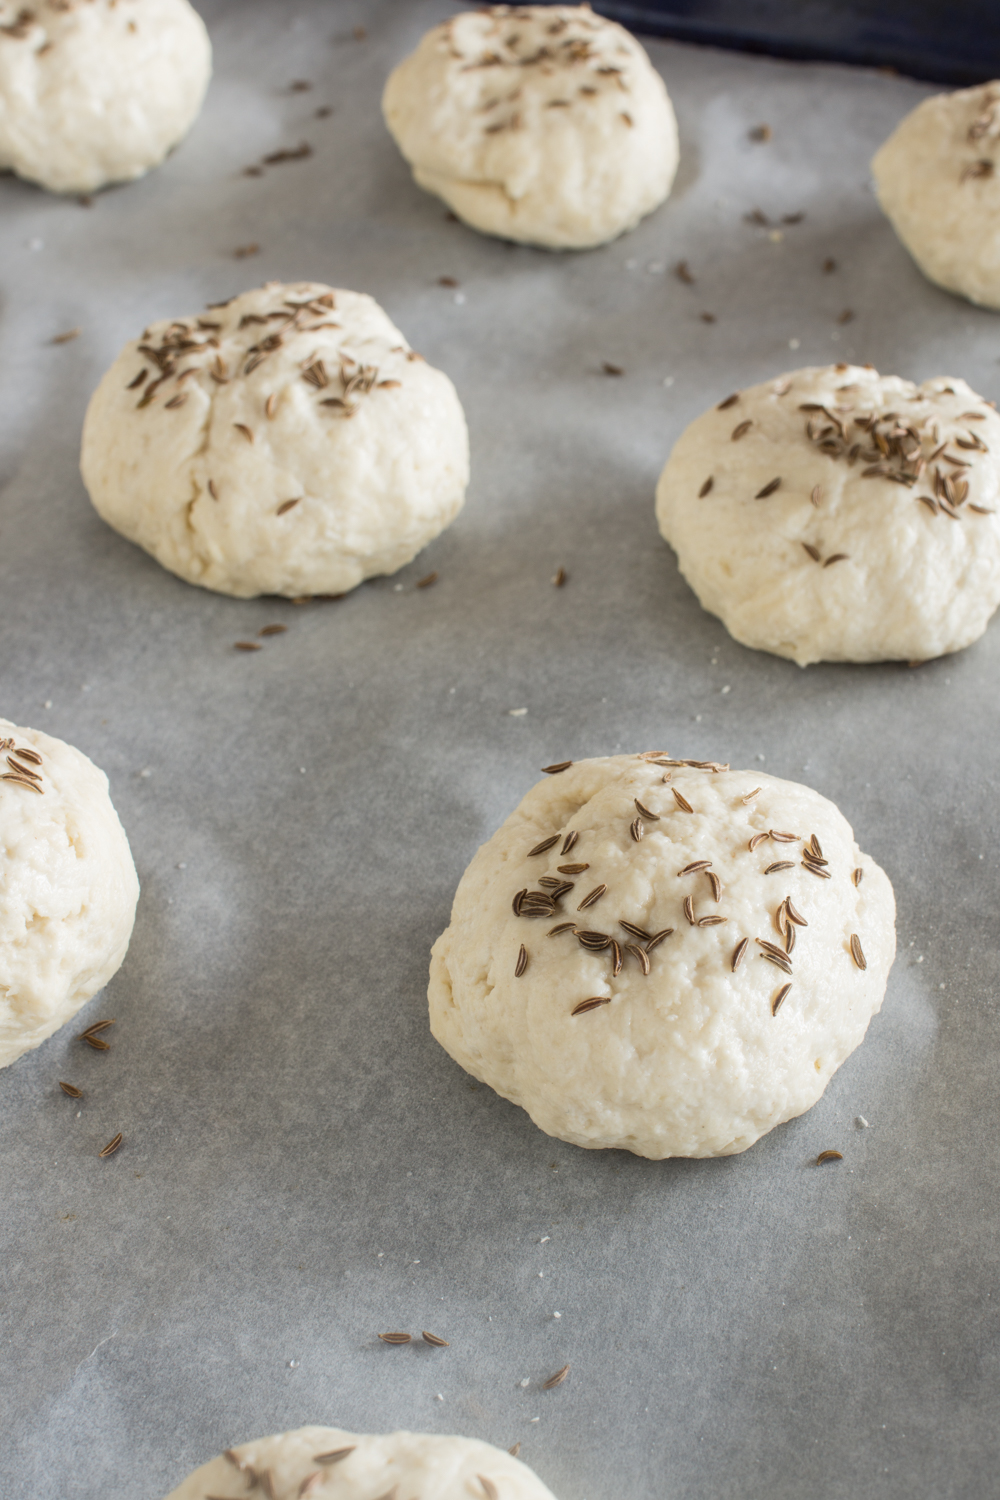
2,4 -> 999,1497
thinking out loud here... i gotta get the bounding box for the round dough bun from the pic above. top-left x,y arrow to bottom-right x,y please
0,717 -> 139,1070
429,755 -> 895,1159
655,364 -> 1000,665
0,0 -> 211,194
163,1425 -> 559,1500
81,282 -> 470,599
382,5 -> 678,250
872,82 -> 1000,310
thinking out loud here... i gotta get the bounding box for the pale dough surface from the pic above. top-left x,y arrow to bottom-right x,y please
872,82 -> 1000,310
0,0 -> 211,194
382,5 -> 678,250
0,717 -> 139,1070
81,282 -> 470,599
430,755 -> 896,1159
164,1424 -> 559,1500
655,364 -> 1000,665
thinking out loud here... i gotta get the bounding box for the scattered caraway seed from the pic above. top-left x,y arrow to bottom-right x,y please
619,920 -> 652,941
824,553 -> 848,567
543,1363 -> 570,1389
700,311 -> 716,323
547,922 -> 575,936
561,830 -> 578,854
749,123 -> 771,141
276,498 -> 301,516
683,896 -> 696,925
630,817 -> 643,843
299,1474 -> 323,1496
634,799 -> 659,820
823,258 -> 837,273
672,789 -> 693,813
707,871 -> 722,901
258,624 -> 287,637
378,1332 -> 412,1345
234,641 -> 262,652
81,1034 -> 110,1051
802,542 -> 821,561
699,476 -> 714,497
509,1443 -> 521,1458
764,861 -> 794,874
755,477 -> 781,498
611,939 -> 623,975
542,761 -> 572,775
625,943 -> 650,974
422,1331 -> 449,1347
577,884 -> 607,910
234,423 -> 254,443
50,327 -> 81,344
674,260 -> 695,284
772,984 -> 791,1015
717,393 -> 740,409
572,996 -> 610,1015
558,863 -> 588,874
811,485 -> 823,506
515,944 -> 528,978
81,1019 -> 115,1037
552,567 -> 567,586
479,1479 -> 499,1500
416,572 -> 438,588
98,1132 -> 123,1158
313,1447 -> 356,1465
679,860 -> 711,876
749,832 -> 769,851
852,868 -> 864,887
785,898 -> 808,926
837,308 -> 854,324
731,420 -> 752,440
59,1081 -> 83,1099
438,276 -> 458,287
602,362 -> 624,376
742,787 -> 761,803
816,1149 -> 843,1164
529,835 -> 560,857
645,928 -> 674,951
850,934 -> 867,970
233,244 -> 259,259
697,914 -> 727,927
732,937 -> 749,971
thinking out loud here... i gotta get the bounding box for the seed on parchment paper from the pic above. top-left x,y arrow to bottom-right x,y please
258,624 -> 287,637
674,260 -> 695,284
602,362 -> 624,376
717,393 -> 739,410
552,567 -> 567,587
422,1331 -> 450,1347
378,1332 -> 412,1345
80,1034 -> 110,1051
81,1019 -> 115,1038
234,641 -> 262,652
542,761 -> 572,775
816,1149 -> 843,1164
59,1082 -> 83,1099
543,1363 -> 570,1389
509,1442 -> 521,1457
98,1132 -> 123,1158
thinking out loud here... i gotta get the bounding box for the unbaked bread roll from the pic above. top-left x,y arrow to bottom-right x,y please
0,717 -> 139,1070
873,82 -> 1000,310
0,0 -> 211,194
382,4 -> 678,249
430,754 -> 896,1159
81,281 -> 469,599
164,1424 -> 559,1500
655,364 -> 1000,664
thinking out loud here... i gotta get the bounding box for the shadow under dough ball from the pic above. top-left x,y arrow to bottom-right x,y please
80,282 -> 470,599
430,754 -> 895,1159
0,0 -> 211,194
0,717 -> 139,1070
872,81 -> 1000,311
382,4 -> 678,250
655,363 -> 1000,665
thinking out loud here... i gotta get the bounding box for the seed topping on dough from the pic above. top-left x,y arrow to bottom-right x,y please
576,883 -> 607,910
528,835 -> 560,856
771,984 -> 791,1015
313,1446 -> 357,1465
852,867 -> 864,887
731,420 -> 752,440
515,943 -> 528,976
1,739 -> 45,794
542,1362 -> 571,1388
755,476 -> 781,498
850,933 -> 867,969
478,1477 -> 500,1500
572,996 -> 610,1015
731,937 -> 749,970
672,789 -> 694,812
699,476 -> 714,497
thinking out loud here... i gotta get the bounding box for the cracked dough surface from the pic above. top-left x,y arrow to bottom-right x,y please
0,717 -> 139,1070
81,281 -> 469,599
0,0 -> 211,194
429,755 -> 895,1159
655,364 -> 1000,665
164,1424 -> 559,1500
382,5 -> 678,250
872,82 -> 1000,310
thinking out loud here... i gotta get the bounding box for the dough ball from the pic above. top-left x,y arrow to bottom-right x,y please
163,1425 -> 559,1500
430,755 -> 895,1159
382,4 -> 678,250
0,0 -> 211,194
872,82 -> 1000,310
81,281 -> 469,599
0,717 -> 139,1070
655,364 -> 1000,665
